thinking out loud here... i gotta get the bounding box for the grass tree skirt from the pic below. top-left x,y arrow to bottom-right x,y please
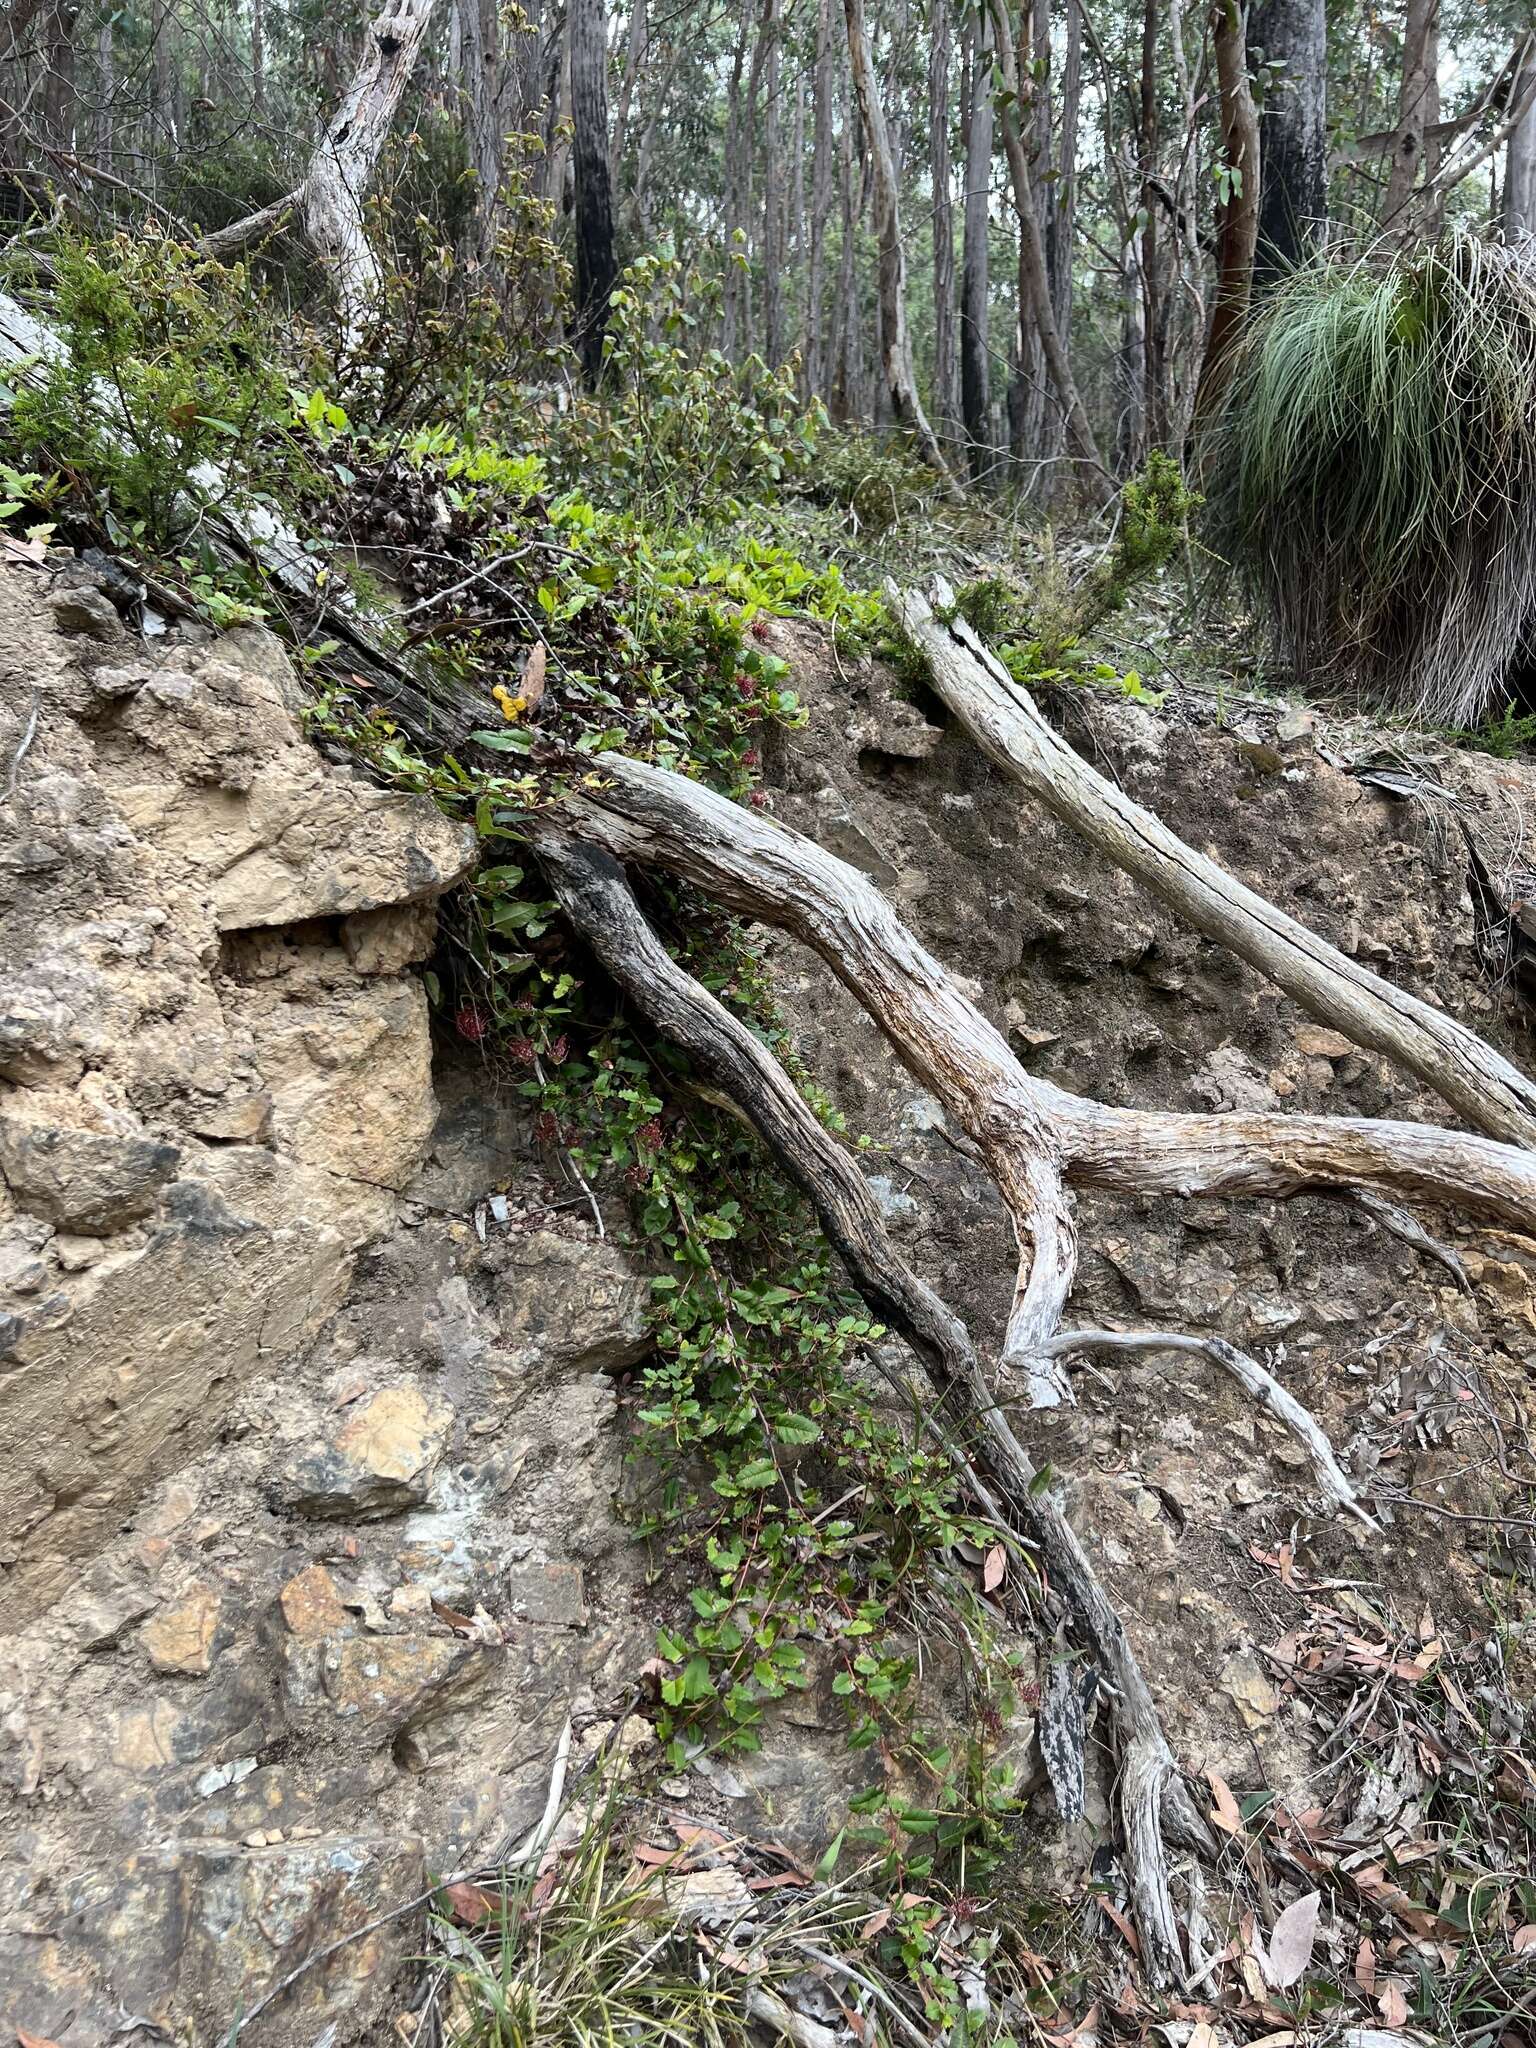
1206,231 -> 1536,730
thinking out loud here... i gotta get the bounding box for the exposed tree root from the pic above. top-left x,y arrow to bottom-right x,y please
530,753 -> 1536,1983
537,835 -> 1214,1982
1045,1328 -> 1377,1527
889,579 -> 1536,1152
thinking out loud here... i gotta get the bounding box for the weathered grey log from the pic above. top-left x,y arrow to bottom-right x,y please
890,578 -> 1536,1152
536,835 -> 1213,1981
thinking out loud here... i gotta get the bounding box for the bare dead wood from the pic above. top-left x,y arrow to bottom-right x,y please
534,835 -> 1214,1981
198,0 -> 437,353
1045,1327 -> 1375,1524
889,580 -> 1536,1154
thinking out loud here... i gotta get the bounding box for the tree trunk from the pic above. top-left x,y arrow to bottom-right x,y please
570,0 -> 617,384
928,0 -> 958,438
1251,0 -> 1326,279
1138,0 -> 1164,449
39,0 -> 79,145
456,0 -> 505,258
721,13 -> 749,356
987,0 -> 1109,500
841,0 -> 960,488
1381,0 -> 1438,229
199,0 -> 438,358
761,0 -> 785,366
805,0 -> 835,398
959,18 -> 994,479
834,57 -> 859,418
610,0 -> 645,174
250,0 -> 264,110
1192,0 -> 1260,428
1506,37 -> 1536,238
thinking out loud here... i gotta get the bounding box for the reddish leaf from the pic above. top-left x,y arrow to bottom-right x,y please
859,1906 -> 892,1940
1355,1935 -> 1378,1994
1098,1898 -> 1140,1955
442,1881 -> 497,1927
746,1872 -> 809,1893
431,1597 -> 477,1634
1206,1769 -> 1244,1836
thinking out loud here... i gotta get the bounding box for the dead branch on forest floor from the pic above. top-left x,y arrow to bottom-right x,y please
890,578 -> 1536,1152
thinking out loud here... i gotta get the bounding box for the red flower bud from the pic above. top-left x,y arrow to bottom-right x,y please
454,1003 -> 489,1042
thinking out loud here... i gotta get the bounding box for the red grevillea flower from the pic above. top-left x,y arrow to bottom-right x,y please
454,1003 -> 490,1042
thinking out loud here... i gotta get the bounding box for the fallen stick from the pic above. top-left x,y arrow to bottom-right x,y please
889,578 -> 1536,1152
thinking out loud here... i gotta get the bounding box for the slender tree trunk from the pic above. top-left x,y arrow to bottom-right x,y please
806,0 -> 835,398
929,0 -> 958,437
457,0 -> 505,258
988,0 -> 1109,498
834,56 -> 859,418
721,13 -> 749,356
249,0 -> 264,111
38,0 -> 79,144
762,0 -> 785,365
1137,0 -> 1165,448
841,0 -> 960,486
611,0 -> 645,172
571,0 -> 617,384
1509,39 -> 1536,239
1381,0 -> 1438,229
1193,0 -> 1260,428
960,19 -> 993,479
94,2 -> 114,157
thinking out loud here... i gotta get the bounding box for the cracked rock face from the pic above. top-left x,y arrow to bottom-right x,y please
0,569 -> 475,1621
0,565 -> 658,2048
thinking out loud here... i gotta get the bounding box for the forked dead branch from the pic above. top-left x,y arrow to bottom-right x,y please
521,675 -> 1536,1983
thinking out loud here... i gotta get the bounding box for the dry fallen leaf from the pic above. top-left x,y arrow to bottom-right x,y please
522,639 -> 548,711
1207,1768 -> 1244,1835
982,1542 -> 1006,1593
441,1881 -> 497,1926
1355,1934 -> 1378,1994
1513,1923 -> 1536,1952
1265,1890 -> 1321,1990
859,1906 -> 892,1940
1378,1978 -> 1410,2029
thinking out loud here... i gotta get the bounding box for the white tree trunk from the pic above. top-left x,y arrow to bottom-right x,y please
200,0 -> 437,356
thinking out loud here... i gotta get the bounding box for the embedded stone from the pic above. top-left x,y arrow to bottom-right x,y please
285,1383 -> 453,1519
0,1116 -> 180,1234
142,1586 -> 223,1675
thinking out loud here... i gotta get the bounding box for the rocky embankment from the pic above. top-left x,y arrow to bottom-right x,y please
3,556 -> 1535,2041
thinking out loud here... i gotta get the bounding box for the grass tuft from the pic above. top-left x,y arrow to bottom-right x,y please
1208,231 -> 1536,728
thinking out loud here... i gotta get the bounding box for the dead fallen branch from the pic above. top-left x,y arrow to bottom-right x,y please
199,0 -> 437,353
537,835 -> 1215,1981
553,752 -> 1536,1238
889,578 -> 1536,1153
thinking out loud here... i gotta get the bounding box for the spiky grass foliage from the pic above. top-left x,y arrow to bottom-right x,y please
430,1809 -> 914,2047
1209,232 -> 1536,727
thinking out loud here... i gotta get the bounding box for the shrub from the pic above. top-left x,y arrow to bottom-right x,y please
549,253 -> 824,525
1207,231 -> 1536,727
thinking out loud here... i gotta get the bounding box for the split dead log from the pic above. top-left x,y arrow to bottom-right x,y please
890,579 -> 1536,1154
198,0 -> 437,353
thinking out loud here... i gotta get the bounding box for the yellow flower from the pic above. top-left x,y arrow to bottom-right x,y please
492,685 -> 528,722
